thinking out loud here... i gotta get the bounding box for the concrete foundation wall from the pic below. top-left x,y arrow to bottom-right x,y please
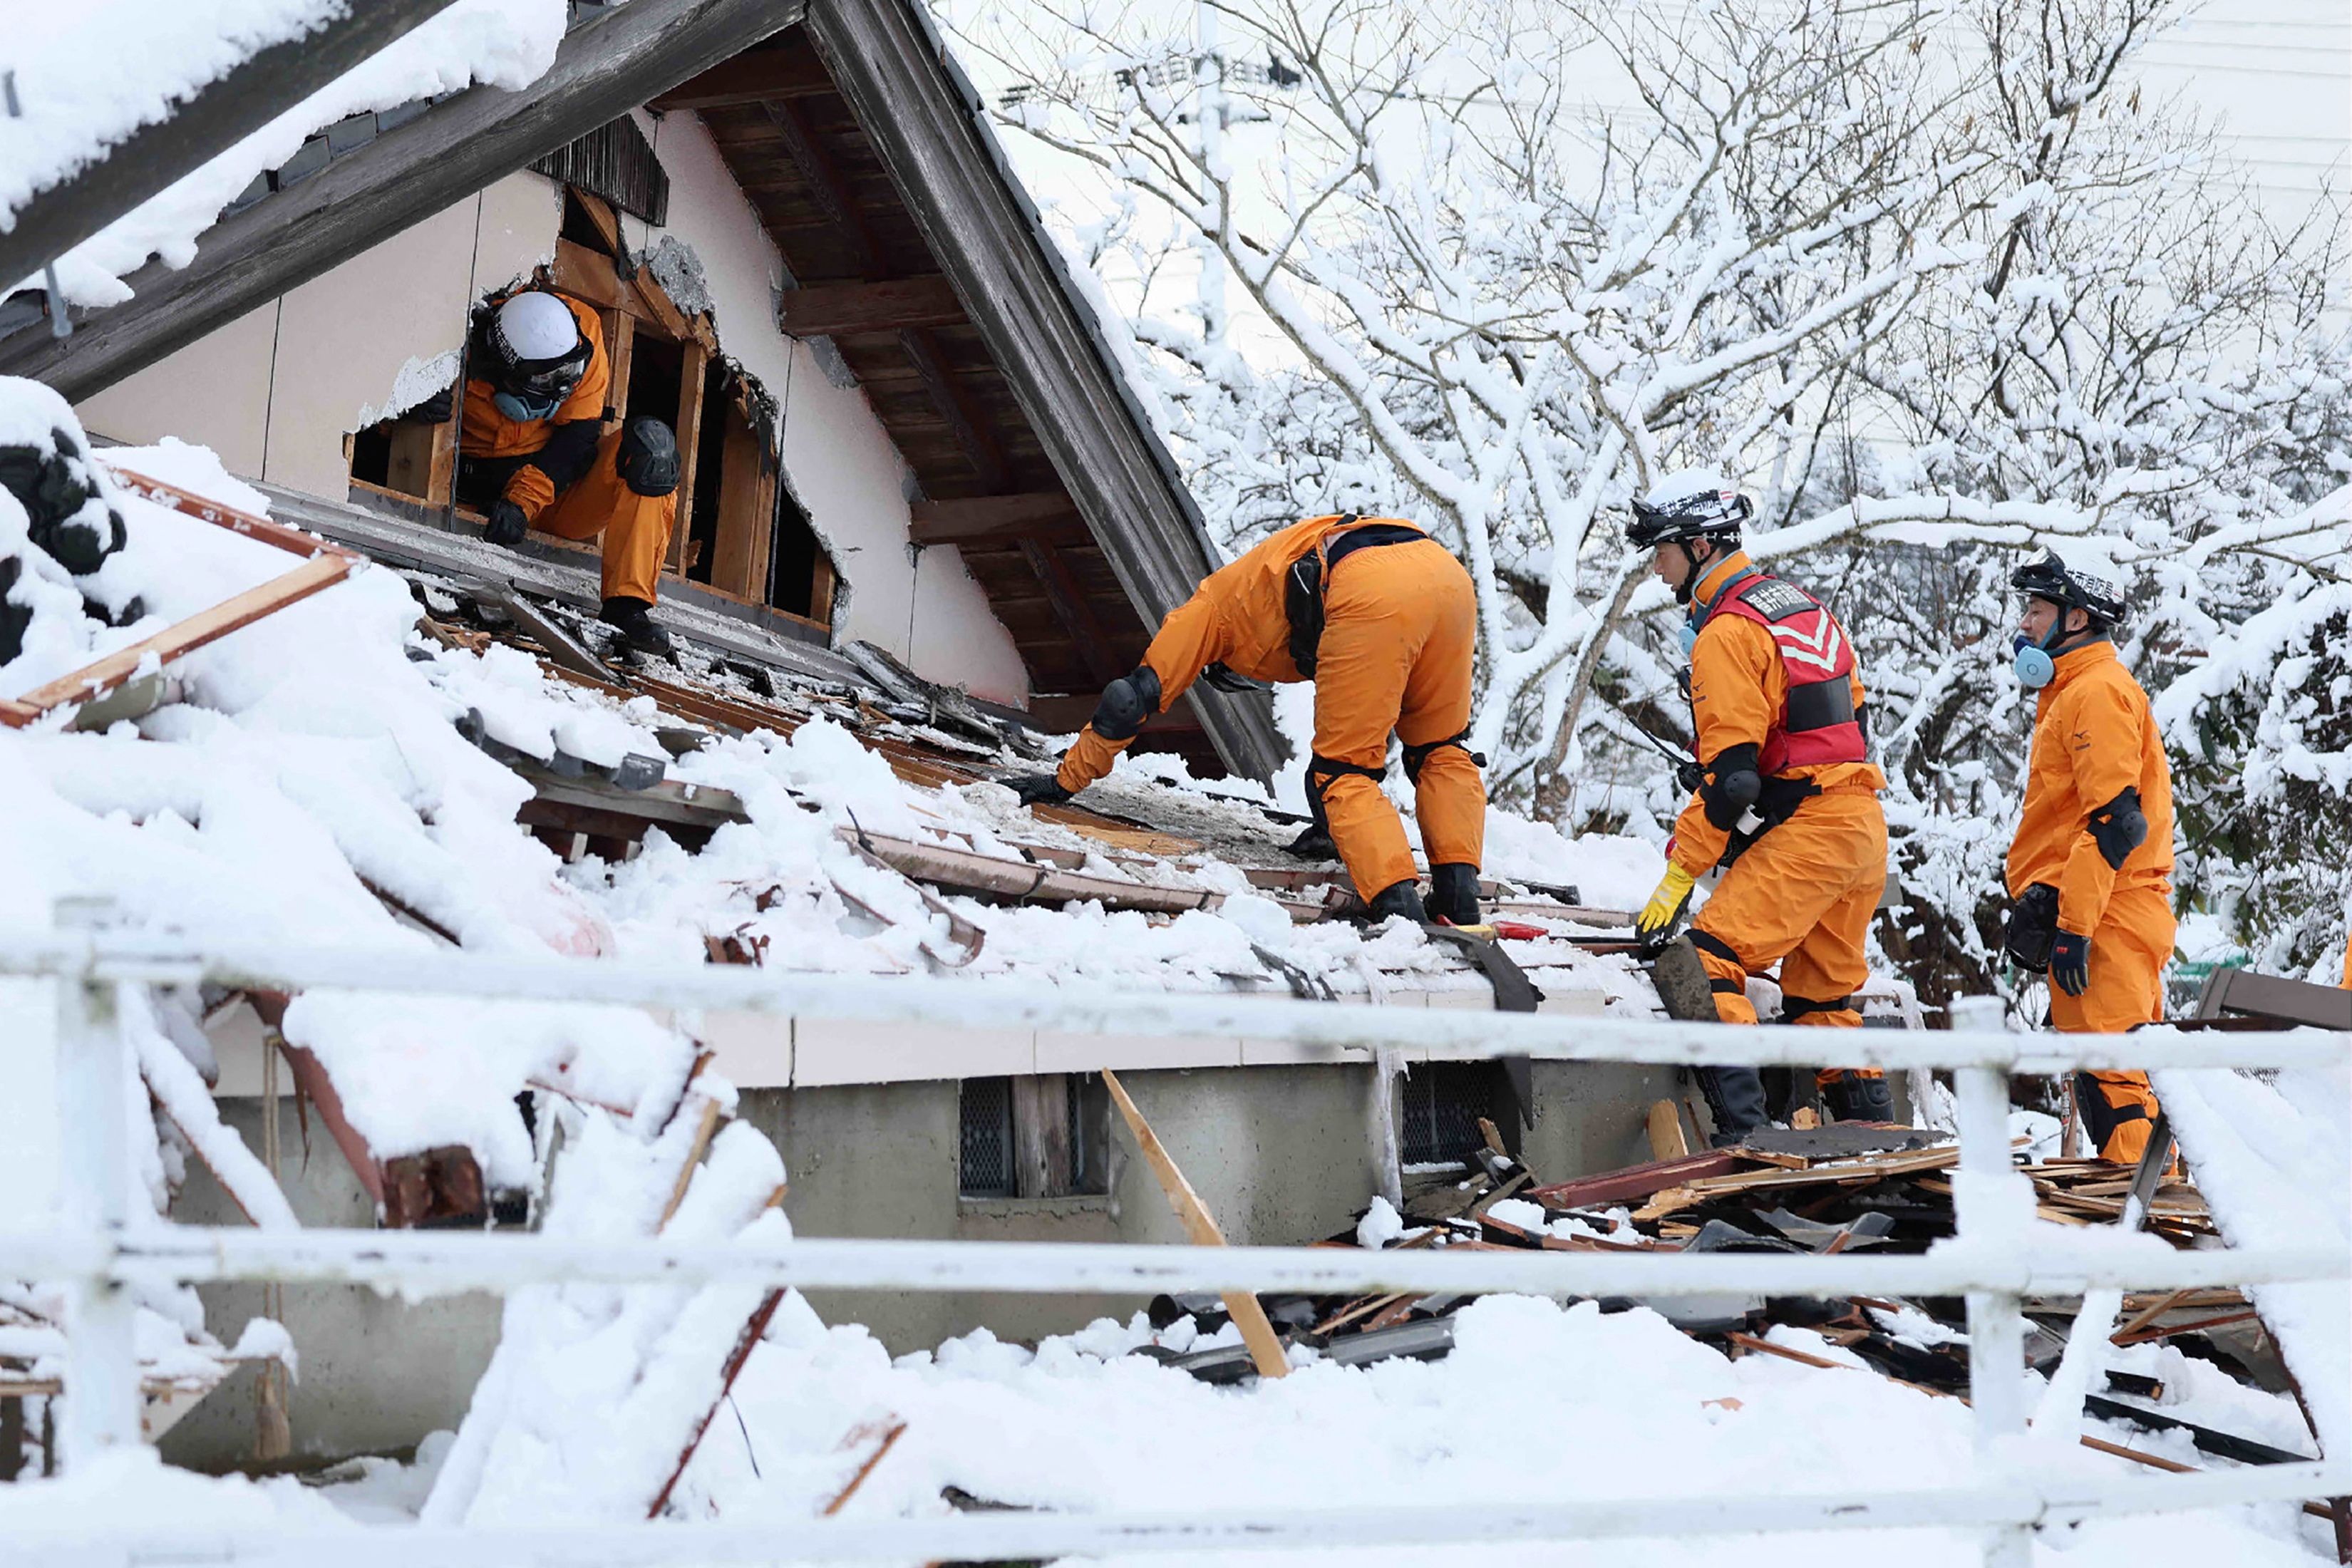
164,1058 -> 1673,1470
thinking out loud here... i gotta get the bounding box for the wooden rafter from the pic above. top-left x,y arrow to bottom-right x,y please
762,96 -> 884,270
898,327 -> 1009,491
908,492 -> 1083,545
777,274 -> 964,336
650,41 -> 833,110
1019,538 -> 1121,687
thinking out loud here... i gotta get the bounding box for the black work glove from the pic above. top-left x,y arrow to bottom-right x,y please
408,386 -> 455,425
2004,882 -> 2059,971
2049,929 -> 2091,997
485,498 -> 530,549
1007,773 -> 1072,807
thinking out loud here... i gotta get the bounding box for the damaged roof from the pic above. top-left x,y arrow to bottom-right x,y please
1,0 -> 1285,781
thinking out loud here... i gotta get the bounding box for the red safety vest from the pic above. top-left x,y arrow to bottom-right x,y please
1702,572 -> 1867,774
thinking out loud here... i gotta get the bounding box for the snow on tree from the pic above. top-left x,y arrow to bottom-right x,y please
959,0 -> 2351,1014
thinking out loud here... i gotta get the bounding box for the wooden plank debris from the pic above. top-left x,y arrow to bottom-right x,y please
1101,1068 -> 1289,1380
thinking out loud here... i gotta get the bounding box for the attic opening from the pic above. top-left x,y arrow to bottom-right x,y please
344,180 -> 835,630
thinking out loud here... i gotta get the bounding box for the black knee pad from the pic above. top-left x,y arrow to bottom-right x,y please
617,417 -> 681,497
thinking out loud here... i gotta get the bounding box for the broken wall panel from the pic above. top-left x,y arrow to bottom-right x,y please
76,174 -> 558,503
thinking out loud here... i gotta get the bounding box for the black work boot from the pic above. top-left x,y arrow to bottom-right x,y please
1284,822 -> 1336,860
599,597 -> 675,657
1428,863 -> 1481,927
1822,1071 -> 1896,1125
1364,880 -> 1428,924
1696,1066 -> 1770,1147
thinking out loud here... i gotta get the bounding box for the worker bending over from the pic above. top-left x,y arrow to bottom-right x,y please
2002,550 -> 2175,1165
1629,473 -> 1891,1143
1011,513 -> 1487,925
455,289 -> 682,656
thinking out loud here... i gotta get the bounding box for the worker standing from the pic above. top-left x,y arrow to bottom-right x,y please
453,289 -> 683,655
2001,549 -> 2175,1165
1628,473 -> 1892,1143
1009,513 -> 1488,925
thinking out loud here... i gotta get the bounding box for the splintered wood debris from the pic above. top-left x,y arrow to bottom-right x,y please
1123,1118 -> 2338,1525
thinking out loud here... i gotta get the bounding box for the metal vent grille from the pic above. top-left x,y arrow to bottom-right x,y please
1401,1061 -> 1502,1166
958,1077 -> 1016,1197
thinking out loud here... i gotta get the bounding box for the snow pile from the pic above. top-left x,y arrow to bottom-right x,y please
356,1289 -> 2318,1566
4,0 -> 569,304
2154,1059 -> 2352,1462
422,1103 -> 788,1525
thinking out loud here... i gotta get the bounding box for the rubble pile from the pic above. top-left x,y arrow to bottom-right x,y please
1129,1116 -> 2335,1522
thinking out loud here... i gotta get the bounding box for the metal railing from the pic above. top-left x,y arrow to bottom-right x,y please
2,924 -> 2346,1566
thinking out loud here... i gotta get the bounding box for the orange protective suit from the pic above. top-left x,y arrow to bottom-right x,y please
1672,552 -> 1888,1090
1053,515 -> 1484,902
2005,639 -> 2176,1164
459,292 -> 676,604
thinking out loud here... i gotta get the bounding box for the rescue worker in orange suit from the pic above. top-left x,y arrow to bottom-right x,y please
1626,473 -> 1891,1144
453,289 -> 681,655
2001,550 -> 2175,1165
1006,513 -> 1487,925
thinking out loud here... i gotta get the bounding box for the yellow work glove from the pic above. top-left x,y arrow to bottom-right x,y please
1635,863 -> 1696,948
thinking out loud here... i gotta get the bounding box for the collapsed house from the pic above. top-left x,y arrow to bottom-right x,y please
1,1 -> 2344,1555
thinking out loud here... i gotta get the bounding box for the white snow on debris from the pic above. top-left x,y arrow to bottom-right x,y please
2154,1058 -> 2352,1463
285,1289 -> 2326,1567
2,0 -> 568,303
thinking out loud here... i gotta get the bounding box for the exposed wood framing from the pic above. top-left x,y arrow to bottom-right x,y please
667,340 -> 711,574
1019,538 -> 1121,687
899,327 -> 1009,490
650,45 -> 835,110
778,274 -> 964,337
2,0 -> 803,397
805,0 -> 1282,781
763,96 -> 884,267
908,492 -> 1083,546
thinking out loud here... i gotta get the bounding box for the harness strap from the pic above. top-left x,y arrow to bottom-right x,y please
1780,994 -> 1855,1022
1307,753 -> 1388,798
1688,929 -> 1746,972
1402,726 -> 1487,782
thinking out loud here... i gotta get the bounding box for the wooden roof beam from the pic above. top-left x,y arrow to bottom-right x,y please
1,0 -> 802,398
649,39 -> 836,110
899,326 -> 1009,491
760,96 -> 884,269
1020,538 -> 1123,688
909,492 -> 1082,545
778,274 -> 963,336
0,0 -> 463,295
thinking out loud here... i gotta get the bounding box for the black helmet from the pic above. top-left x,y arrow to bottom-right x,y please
2011,548 -> 2126,627
1629,470 -> 1753,550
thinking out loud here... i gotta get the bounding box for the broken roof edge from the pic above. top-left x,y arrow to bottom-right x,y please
804,0 -> 1285,783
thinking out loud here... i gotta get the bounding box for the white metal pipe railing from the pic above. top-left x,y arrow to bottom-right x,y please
0,928 -> 2340,1073
4,927 -> 2344,1568
0,1464 -> 2343,1567
5,1229 -> 2341,1301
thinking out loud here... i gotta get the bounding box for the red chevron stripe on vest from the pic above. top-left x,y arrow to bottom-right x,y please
1706,573 -> 1867,774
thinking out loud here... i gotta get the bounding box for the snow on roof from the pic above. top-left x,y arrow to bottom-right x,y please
2,0 -> 567,303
